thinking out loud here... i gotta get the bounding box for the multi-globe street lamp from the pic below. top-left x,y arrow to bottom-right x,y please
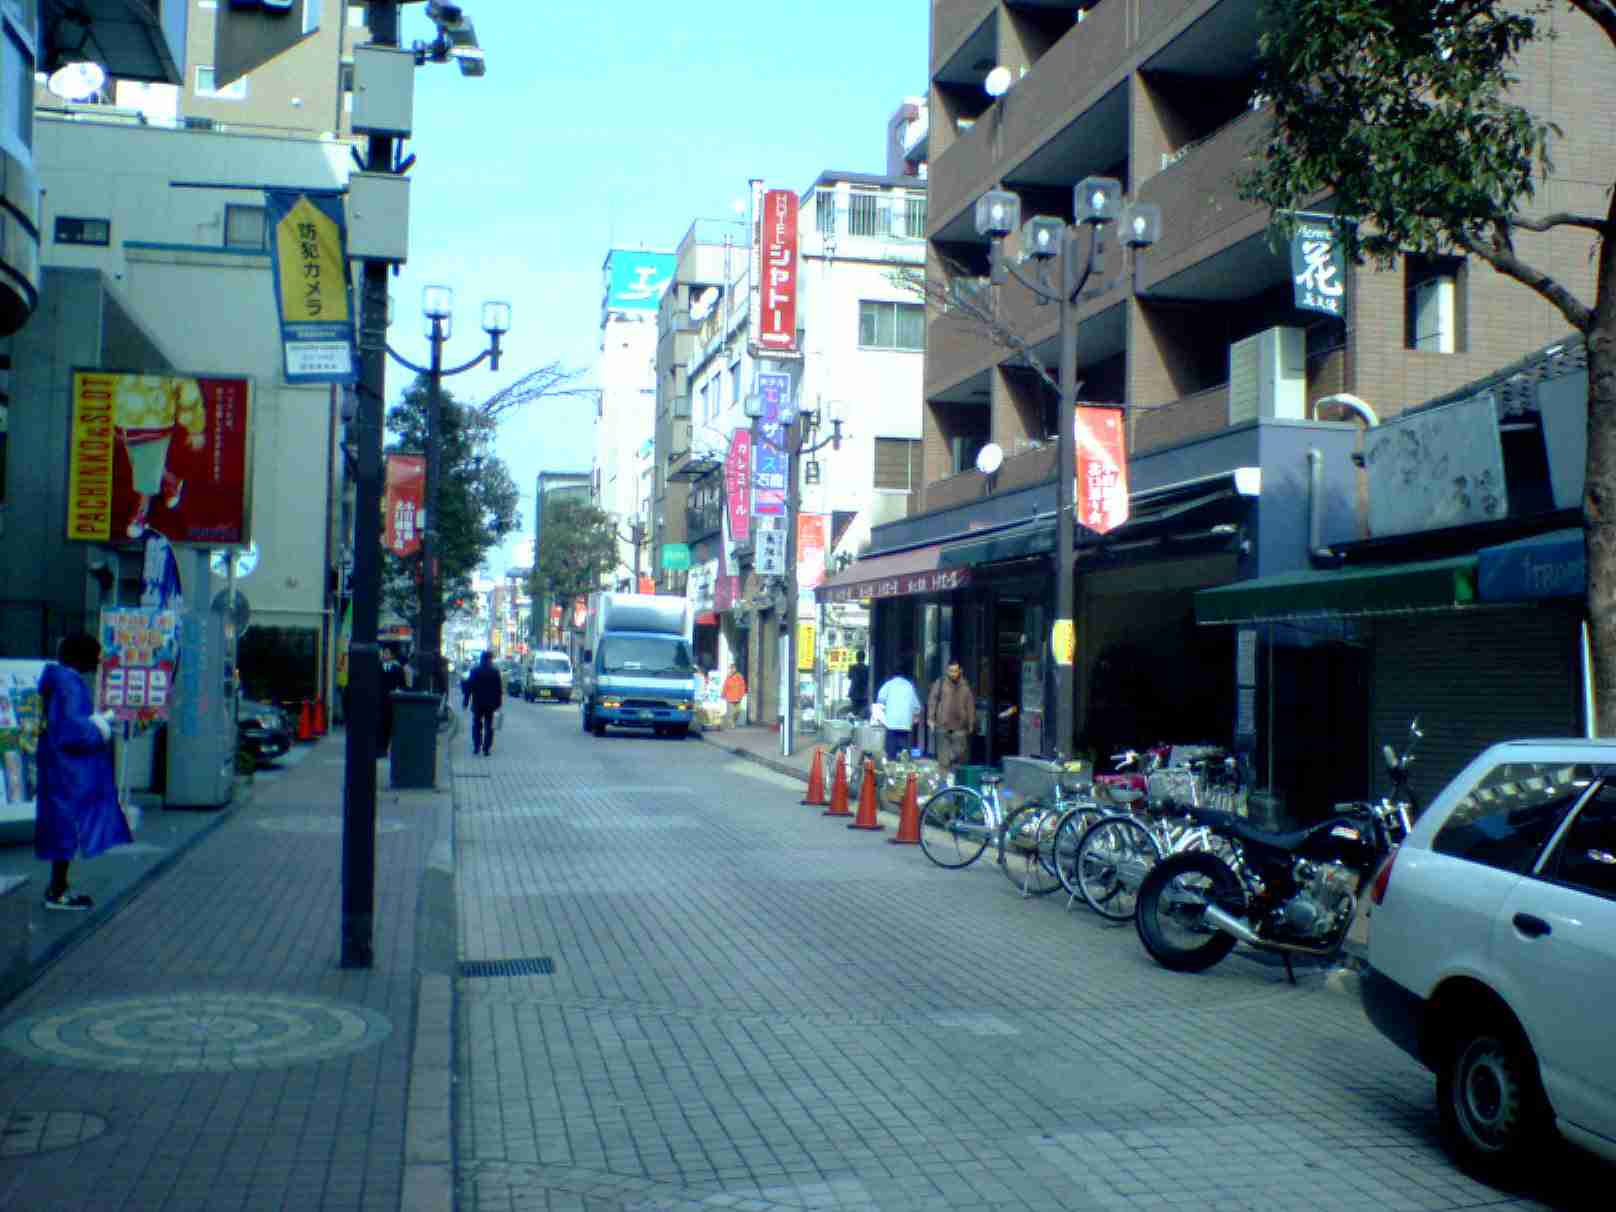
386,285 -> 511,694
973,178 -> 1159,760
742,390 -> 848,756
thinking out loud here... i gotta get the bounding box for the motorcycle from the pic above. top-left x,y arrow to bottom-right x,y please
1133,720 -> 1421,978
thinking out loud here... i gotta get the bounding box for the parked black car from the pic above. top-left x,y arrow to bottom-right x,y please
237,698 -> 293,766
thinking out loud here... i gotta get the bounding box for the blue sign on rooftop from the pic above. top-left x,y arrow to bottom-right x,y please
604,250 -> 675,312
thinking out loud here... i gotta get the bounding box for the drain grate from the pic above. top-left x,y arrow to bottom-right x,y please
460,956 -> 555,978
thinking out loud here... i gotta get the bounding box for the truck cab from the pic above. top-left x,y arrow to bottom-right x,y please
578,593 -> 698,738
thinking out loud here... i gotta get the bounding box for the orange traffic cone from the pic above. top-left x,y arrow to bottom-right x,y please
888,772 -> 921,845
801,746 -> 828,806
313,698 -> 327,735
824,751 -> 852,817
296,700 -> 314,742
848,759 -> 884,831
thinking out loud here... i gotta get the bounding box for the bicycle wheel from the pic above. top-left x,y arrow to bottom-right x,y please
918,786 -> 991,869
1074,815 -> 1163,921
1052,803 -> 1108,899
997,803 -> 1064,897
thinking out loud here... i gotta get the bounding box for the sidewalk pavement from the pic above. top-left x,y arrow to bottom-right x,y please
0,725 -> 456,1212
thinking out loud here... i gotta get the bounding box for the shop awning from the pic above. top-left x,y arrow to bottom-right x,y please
814,543 -> 968,604
1195,554 -> 1478,625
1477,528 -> 1585,601
939,519 -> 1054,569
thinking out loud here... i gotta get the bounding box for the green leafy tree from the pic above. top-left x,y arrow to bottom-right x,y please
528,497 -> 619,628
383,376 -> 520,623
1240,0 -> 1616,728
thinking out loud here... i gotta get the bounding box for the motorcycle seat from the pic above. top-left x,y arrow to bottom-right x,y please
1182,806 -> 1360,852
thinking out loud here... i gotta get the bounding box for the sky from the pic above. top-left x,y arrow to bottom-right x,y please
388,1 -> 930,578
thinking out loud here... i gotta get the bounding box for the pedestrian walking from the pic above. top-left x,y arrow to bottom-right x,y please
875,659 -> 922,760
35,632 -> 130,911
722,667 -> 747,729
927,659 -> 976,775
462,650 -> 503,756
846,649 -> 870,720
378,643 -> 408,756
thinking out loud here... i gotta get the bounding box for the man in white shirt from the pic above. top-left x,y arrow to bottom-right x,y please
875,659 -> 922,760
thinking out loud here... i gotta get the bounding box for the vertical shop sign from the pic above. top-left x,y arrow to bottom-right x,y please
796,513 -> 828,588
383,453 -> 425,556
1074,405 -> 1129,535
265,189 -> 358,382
724,428 -> 753,541
752,370 -> 790,517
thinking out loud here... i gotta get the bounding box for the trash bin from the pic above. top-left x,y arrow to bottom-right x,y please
956,764 -> 995,794
390,691 -> 438,789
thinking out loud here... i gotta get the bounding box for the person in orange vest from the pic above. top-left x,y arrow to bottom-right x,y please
721,667 -> 747,729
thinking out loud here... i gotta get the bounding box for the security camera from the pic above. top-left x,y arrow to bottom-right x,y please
427,1 -> 465,28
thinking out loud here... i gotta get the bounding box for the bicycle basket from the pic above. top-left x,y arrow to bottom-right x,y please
1147,767 -> 1200,809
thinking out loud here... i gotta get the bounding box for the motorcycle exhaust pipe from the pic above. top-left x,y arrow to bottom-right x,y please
1202,903 -> 1264,945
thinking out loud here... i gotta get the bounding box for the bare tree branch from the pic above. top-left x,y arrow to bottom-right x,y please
476,361 -> 593,424
1456,227 -> 1595,333
1509,211 -> 1613,235
891,259 -> 1062,397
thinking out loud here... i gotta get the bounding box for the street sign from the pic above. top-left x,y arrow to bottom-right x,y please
214,0 -> 321,90
755,528 -> 785,577
661,543 -> 691,571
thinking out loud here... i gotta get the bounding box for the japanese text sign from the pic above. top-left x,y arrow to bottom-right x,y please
752,371 -> 790,518
751,186 -> 799,353
724,428 -> 753,541
796,513 -> 828,589
98,608 -> 180,723
1075,406 -> 1129,535
68,372 -> 253,547
1291,220 -> 1345,318
266,189 -> 358,383
383,453 -> 425,556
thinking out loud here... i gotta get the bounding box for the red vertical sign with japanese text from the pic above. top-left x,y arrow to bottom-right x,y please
757,189 -> 799,352
1074,406 -> 1129,534
724,428 -> 753,542
383,454 -> 425,556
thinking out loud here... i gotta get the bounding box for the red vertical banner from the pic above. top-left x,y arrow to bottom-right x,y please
1074,406 -> 1129,534
757,189 -> 799,352
724,428 -> 753,541
383,453 -> 425,555
796,513 -> 828,588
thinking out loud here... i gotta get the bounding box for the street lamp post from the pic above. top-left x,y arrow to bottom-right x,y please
387,287 -> 511,695
744,390 -> 847,756
973,179 -> 1159,760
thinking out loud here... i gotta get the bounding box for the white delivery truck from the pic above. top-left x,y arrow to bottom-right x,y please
577,593 -> 697,738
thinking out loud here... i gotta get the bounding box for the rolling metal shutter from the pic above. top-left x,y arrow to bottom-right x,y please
1369,606 -> 1582,809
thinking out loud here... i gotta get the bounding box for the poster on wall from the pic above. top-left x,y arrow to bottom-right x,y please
383,453 -> 425,556
98,608 -> 181,724
68,372 -> 253,547
1074,405 -> 1129,535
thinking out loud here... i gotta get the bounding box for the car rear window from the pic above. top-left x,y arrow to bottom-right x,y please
535,658 -> 569,673
1432,762 -> 1594,875
1541,784 -> 1616,900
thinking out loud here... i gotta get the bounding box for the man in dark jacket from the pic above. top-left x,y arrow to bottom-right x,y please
462,650 -> 504,756
846,649 -> 870,720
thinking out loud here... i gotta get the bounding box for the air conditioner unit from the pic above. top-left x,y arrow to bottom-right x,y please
1413,275 -> 1455,353
1228,326 -> 1306,425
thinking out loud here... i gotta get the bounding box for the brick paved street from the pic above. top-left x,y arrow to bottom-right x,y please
452,705 -> 1603,1212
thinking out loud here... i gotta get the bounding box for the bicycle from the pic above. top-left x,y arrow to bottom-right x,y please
917,772 -> 1072,897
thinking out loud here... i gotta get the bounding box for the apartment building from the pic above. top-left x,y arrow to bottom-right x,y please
832,0 -> 1615,810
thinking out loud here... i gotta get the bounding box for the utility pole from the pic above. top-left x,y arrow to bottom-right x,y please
341,0 -> 401,969
418,316 -> 445,693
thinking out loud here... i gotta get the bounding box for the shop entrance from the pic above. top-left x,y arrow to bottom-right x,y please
991,598 -> 1026,760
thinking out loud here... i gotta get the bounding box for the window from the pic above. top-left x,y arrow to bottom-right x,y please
1543,784 -> 1616,899
859,301 -> 925,351
902,194 -> 928,239
1432,762 -> 1592,875
815,188 -> 837,237
728,358 -> 741,406
224,204 -> 267,250
873,438 -> 922,491
848,191 -> 893,238
195,65 -> 248,100
1406,254 -> 1464,352
349,4 -> 368,28
55,216 -> 110,246
340,60 -> 354,92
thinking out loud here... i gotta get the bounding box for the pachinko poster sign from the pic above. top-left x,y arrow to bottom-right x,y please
97,608 -> 180,723
1075,405 -> 1129,535
383,453 -> 426,556
68,372 -> 253,546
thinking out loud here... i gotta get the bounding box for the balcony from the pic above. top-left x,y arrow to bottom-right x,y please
1135,0 -> 1211,51
999,1 -> 1129,179
1132,384 -> 1229,454
924,441 -> 1059,512
926,99 -> 1003,240
933,0 -> 997,67
924,308 -> 1002,401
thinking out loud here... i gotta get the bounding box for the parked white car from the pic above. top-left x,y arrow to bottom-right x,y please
523,651 -> 573,702
1361,739 -> 1616,1176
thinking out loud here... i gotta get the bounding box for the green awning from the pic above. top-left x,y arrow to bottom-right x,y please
939,522 -> 1056,569
1195,554 -> 1479,625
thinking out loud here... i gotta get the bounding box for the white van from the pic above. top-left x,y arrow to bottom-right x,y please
523,651 -> 574,702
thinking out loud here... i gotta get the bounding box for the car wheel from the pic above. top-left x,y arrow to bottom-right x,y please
1437,1014 -> 1550,1177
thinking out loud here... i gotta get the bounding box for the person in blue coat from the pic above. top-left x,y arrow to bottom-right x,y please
35,632 -> 130,911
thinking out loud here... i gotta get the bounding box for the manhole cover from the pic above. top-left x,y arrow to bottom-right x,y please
0,1110 -> 107,1157
0,993 -> 392,1073
254,815 -> 408,835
